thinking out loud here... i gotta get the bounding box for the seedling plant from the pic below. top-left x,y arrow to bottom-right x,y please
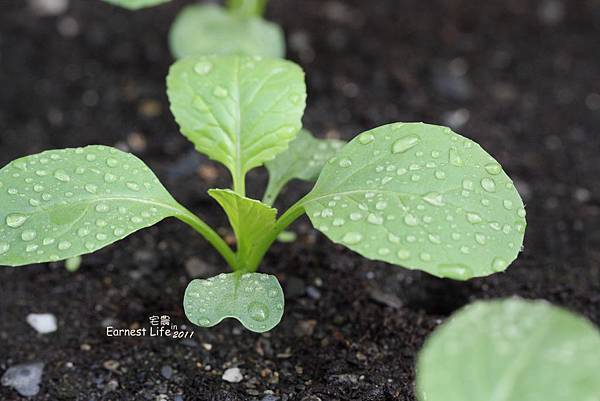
0,54 -> 526,332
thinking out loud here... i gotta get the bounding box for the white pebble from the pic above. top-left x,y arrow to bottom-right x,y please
222,367 -> 243,383
26,313 -> 57,334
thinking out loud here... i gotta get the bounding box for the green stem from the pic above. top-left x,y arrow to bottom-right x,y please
174,204 -> 238,269
226,0 -> 268,17
246,195 -> 308,270
261,178 -> 284,206
233,169 -> 246,197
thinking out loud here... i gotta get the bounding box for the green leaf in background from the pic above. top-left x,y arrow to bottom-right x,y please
102,0 -> 170,10
303,122 -> 526,280
416,298 -> 600,401
169,4 -> 284,60
167,55 -> 306,193
263,129 -> 345,205
0,145 -> 183,266
184,272 -> 284,332
208,189 -> 276,269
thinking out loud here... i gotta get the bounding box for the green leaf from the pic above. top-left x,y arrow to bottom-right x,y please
184,272 -> 284,332
303,122 -> 526,280
208,189 -> 276,269
167,54 -> 306,193
263,129 -> 345,205
102,0 -> 170,10
0,145 -> 183,266
169,4 -> 284,60
416,298 -> 600,401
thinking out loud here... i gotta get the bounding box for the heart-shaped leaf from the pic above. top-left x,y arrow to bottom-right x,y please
264,129 -> 345,205
303,122 -> 526,280
167,55 -> 306,191
169,4 -> 284,59
184,272 -> 284,332
103,0 -> 170,10
417,298 -> 600,401
0,145 -> 183,266
208,189 -> 276,268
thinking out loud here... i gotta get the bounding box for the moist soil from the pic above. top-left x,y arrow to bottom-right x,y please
1,0 -> 599,400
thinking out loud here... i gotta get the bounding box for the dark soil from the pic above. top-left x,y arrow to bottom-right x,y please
1,0 -> 599,400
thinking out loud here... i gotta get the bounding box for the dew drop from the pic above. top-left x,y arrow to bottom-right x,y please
332,218 -> 345,227
423,192 -> 444,206
475,233 -> 487,245
392,135 -> 420,154
213,86 -> 228,98
86,154 -> 97,162
0,243 -> 10,255
54,169 -> 71,182
466,212 -> 483,224
194,61 -> 212,75
95,203 -> 109,213
84,184 -> 98,194
104,173 -> 117,183
349,212 -> 363,221
248,302 -> 269,322
481,177 -> 496,192
517,208 -> 526,218
342,232 -> 363,245
126,182 -> 140,191
6,213 -> 27,228
367,213 -> 383,225
449,148 -> 464,166
485,163 -> 501,175
438,264 -> 472,280
491,257 -> 507,272
358,133 -> 375,144
397,249 -> 410,260
503,200 -> 513,210
58,240 -> 72,251
338,158 -> 352,168
198,318 -> 211,326
403,214 -> 418,226
21,230 -> 37,241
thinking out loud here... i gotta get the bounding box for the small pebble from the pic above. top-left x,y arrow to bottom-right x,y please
1,362 -> 45,397
160,365 -> 173,380
222,367 -> 243,383
26,313 -> 57,334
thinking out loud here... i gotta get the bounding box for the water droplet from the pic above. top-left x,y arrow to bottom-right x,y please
342,232 -> 363,245
438,263 -> 472,280
21,230 -> 37,241
84,184 -> 98,194
104,173 -> 117,183
375,201 -> 387,210
33,184 -> 44,193
0,243 -> 10,255
26,244 -> 39,253
503,200 -> 513,210
95,203 -> 109,213
29,198 -> 40,207
475,233 -> 486,245
43,238 -> 55,246
481,177 -> 496,192
485,163 -> 501,175
213,86 -> 228,98
434,170 -> 446,180
420,252 -> 432,262
517,207 -> 526,218
449,148 -> 464,166
349,212 -> 363,221
113,228 -> 125,236
491,257 -> 507,272
54,169 -> 71,182
428,234 -> 441,244
423,192 -> 444,206
6,213 -> 28,228
338,158 -> 352,168
194,60 -> 212,75
248,302 -> 269,322
77,228 -> 90,237
397,249 -> 410,260
126,182 -> 140,191
392,135 -> 420,154
403,214 -> 418,226
378,247 -> 391,256
358,133 -> 375,144
466,212 -> 483,224
367,213 -> 383,225
58,240 -> 72,251
86,153 -> 97,162
198,318 -> 211,326
332,218 -> 345,227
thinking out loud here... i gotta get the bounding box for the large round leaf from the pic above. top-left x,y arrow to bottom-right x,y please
0,146 -> 182,266
169,4 -> 284,60
304,122 -> 526,280
417,298 -> 600,401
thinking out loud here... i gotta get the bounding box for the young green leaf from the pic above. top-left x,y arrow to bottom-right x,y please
167,55 -> 306,193
102,0 -> 170,10
416,298 -> 600,401
263,129 -> 345,205
208,189 -> 276,270
169,4 -> 284,60
0,146 -> 223,267
303,122 -> 526,280
184,272 -> 284,332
